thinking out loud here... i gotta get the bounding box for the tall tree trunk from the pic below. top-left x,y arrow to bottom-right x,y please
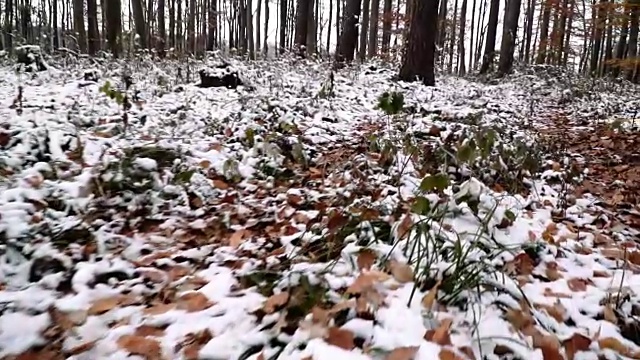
367,0 -> 379,57
327,0 -> 333,53
399,0 -> 439,85
498,0 -> 522,74
479,0 -> 499,73
627,0 -> 640,80
613,0 -> 630,76
562,0 -> 574,65
294,0 -> 310,54
603,1 -> 614,75
188,0 -> 196,52
147,0 -> 155,48
170,0 -> 175,48
264,0 -> 269,53
381,0 -> 391,53
335,0 -> 362,63
358,0 -> 370,59
306,0 -> 316,55
73,0 -> 86,51
158,0 -> 166,55
521,0 -> 534,62
132,0 -> 147,48
448,0 -> 458,72
87,0 -> 99,54
105,0 -> 122,56
4,0 -> 13,50
336,0 -> 341,48
550,0 -> 560,63
556,0 -> 569,64
279,0 -> 287,53
207,0 -> 216,49
437,0 -> 448,56
177,0 -> 183,50
256,0 -> 261,52
247,0 -> 255,58
469,0 -> 477,69
52,0 -> 58,48
536,0 -> 551,63
590,0 -> 607,74
458,0 -> 467,75
474,0 -> 487,67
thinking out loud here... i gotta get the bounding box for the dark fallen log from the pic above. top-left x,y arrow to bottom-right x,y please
197,63 -> 243,89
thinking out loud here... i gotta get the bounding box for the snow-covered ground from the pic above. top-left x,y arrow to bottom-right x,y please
0,57 -> 639,360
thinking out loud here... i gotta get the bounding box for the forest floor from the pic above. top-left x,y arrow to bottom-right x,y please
0,57 -> 639,360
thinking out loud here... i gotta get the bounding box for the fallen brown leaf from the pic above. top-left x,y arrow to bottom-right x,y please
563,333 -> 592,360
439,348 -> 465,360
346,271 -> 390,294
143,303 -> 176,316
421,280 -> 442,310
603,304 -> 618,324
397,214 -> 413,240
117,335 -> 162,359
389,260 -> 414,283
325,327 -> 355,350
135,324 -> 167,337
228,229 -> 249,248
264,291 -> 289,314
386,346 -> 419,360
177,292 -> 213,312
567,278 -> 588,292
357,249 -> 377,270
88,296 -> 121,316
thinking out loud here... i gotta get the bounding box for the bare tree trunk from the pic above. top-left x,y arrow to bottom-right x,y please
188,0 -> 196,52
5,0 -> 13,50
158,0 -> 166,55
613,0 -> 629,76
627,0 -> 640,80
603,1 -> 614,75
327,0 -> 333,53
256,0 -> 261,52
335,0 -> 362,63
73,0 -> 86,51
131,0 -> 147,48
380,0 -> 391,53
177,0 -> 183,51
562,0 -> 574,65
105,0 -> 122,56
306,0 -> 316,55
264,0 -> 269,53
87,0 -> 99,54
556,0 -> 569,64
367,0 -> 379,57
479,0 -> 499,73
247,0 -> 255,58
535,0 -> 551,63
170,0 -> 175,48
474,0 -> 487,67
498,0 -> 522,74
279,0 -> 286,52
148,0 -> 155,48
458,0 -> 467,75
294,0 -> 310,53
399,0 -> 439,85
522,0 -> 535,62
590,0 -> 606,74
437,0 -> 448,58
448,0 -> 458,72
52,0 -> 58,48
469,0 -> 477,69
206,0 -> 215,49
358,0 -> 369,59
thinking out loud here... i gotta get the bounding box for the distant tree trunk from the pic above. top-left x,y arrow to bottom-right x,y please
147,0 -> 155,49
381,0 -> 391,53
264,0 -> 269,53
458,0 -> 467,75
294,0 -> 310,54
279,0 -> 287,53
367,0 -> 379,57
613,0 -> 630,76
256,0 -> 262,53
177,0 -> 183,51
105,0 -> 122,57
590,0 -> 606,74
335,0 -> 362,63
247,0 -> 255,58
327,0 -> 333,53
306,0 -> 317,55
188,0 -> 196,52
158,0 -> 167,55
536,0 -> 551,63
399,0 -> 439,85
627,0 -> 640,80
521,0 -> 535,62
336,0 -> 342,45
358,0 -> 370,59
132,0 -> 147,48
207,0 -> 216,49
498,0 -> 522,74
73,0 -> 86,52
52,0 -> 58,48
437,0 -> 448,59
87,0 -> 99,54
549,0 -> 560,63
603,1 -> 614,75
479,0 -> 499,73
556,0 -> 569,64
562,0 -> 574,65
170,0 -> 176,48
474,0 -> 487,67
469,0 -> 477,69
448,0 -> 458,72
4,0 -> 12,50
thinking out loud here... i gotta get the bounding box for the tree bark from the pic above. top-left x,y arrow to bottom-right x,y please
381,0 -> 391,53
367,0 -> 379,57
469,0 -> 477,69
294,0 -> 310,54
158,0 -> 167,55
458,0 -> 467,75
536,0 -> 551,63
87,0 -> 100,54
264,0 -> 269,53
132,0 -> 147,48
613,0 -> 630,76
335,0 -> 362,63
105,0 -> 122,57
448,0 -> 458,72
498,0 -> 522,74
358,0 -> 370,59
562,0 -> 574,65
279,0 -> 287,53
73,0 -> 86,52
479,0 -> 499,73
627,0 -> 640,80
590,0 -> 607,74
4,0 -> 12,50
399,0 -> 439,85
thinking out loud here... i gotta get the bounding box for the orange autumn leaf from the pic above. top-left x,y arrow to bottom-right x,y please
397,214 -> 413,240
212,179 -> 229,189
567,278 -> 588,292
117,335 -> 162,359
389,260 -> 414,283
346,271 -> 390,294
563,333 -> 592,360
325,327 -> 355,350
386,346 -> 419,360
88,296 -> 121,316
135,325 -> 166,337
429,318 -> 453,346
177,292 -> 213,312
439,348 -> 465,360
264,291 -> 289,314
228,229 -> 249,248
598,337 -> 631,355
357,249 -> 377,270
421,280 -> 442,309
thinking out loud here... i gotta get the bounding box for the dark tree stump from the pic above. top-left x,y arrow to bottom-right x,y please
16,45 -> 49,72
197,63 -> 243,89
